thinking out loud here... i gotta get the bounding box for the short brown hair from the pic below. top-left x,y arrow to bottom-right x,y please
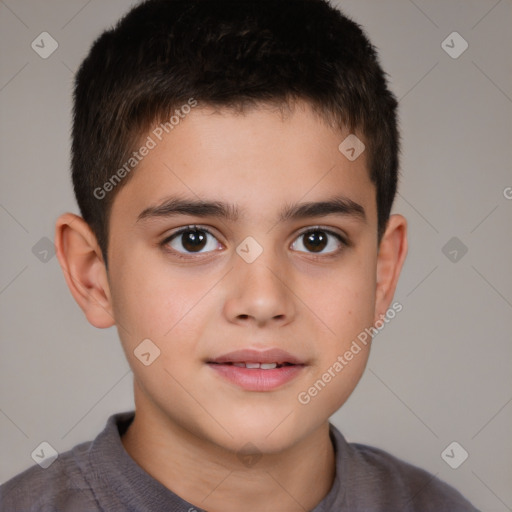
72,0 -> 400,264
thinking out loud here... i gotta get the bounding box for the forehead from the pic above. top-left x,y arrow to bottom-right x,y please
110,102 -> 377,226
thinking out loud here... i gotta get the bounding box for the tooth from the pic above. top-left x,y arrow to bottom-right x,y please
260,363 -> 277,369
233,363 -> 246,367
245,362 -> 261,369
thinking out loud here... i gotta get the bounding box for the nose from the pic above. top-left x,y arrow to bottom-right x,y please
223,248 -> 296,328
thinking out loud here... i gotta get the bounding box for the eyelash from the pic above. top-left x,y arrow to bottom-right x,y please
160,224 -> 349,260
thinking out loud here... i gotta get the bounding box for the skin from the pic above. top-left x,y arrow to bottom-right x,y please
55,100 -> 407,512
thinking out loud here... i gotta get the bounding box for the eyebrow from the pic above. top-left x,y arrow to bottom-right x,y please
137,195 -> 366,224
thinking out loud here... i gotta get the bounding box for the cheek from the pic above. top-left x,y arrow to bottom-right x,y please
109,255 -> 214,372
110,249 -> 191,333
309,256 -> 376,347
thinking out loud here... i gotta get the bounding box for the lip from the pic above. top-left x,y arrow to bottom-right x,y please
206,348 -> 307,392
207,348 -> 305,365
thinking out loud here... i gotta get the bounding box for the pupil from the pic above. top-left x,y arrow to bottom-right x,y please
183,229 -> 206,252
305,231 -> 327,253
179,229 -> 328,253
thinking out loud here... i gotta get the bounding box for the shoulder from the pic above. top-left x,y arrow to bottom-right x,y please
0,440 -> 100,512
352,442 -> 477,510
329,425 -> 480,511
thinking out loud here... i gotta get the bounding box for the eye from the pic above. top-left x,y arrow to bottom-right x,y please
162,225 -> 221,257
290,227 -> 347,255
161,225 -> 348,259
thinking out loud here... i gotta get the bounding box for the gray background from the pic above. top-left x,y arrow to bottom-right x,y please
1,0 -> 511,510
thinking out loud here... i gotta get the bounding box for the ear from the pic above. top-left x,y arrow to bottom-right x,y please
54,213 -> 115,328
374,214 -> 408,322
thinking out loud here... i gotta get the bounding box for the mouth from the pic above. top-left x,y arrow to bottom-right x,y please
207,348 -> 305,366
206,349 -> 307,391
209,361 -> 297,369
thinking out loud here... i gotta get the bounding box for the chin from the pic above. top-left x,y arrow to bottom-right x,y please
213,408 -> 310,454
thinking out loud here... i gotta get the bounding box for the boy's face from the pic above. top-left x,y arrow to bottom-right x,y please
63,101 -> 406,453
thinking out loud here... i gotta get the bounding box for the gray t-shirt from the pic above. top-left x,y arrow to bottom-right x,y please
0,411 -> 479,511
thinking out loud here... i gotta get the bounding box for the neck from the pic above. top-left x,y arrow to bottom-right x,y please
121,392 -> 336,512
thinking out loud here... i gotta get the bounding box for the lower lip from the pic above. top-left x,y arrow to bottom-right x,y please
207,363 -> 305,391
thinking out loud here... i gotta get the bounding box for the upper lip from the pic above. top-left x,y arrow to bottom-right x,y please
207,348 -> 305,365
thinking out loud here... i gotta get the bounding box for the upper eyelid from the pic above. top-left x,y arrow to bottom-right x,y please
162,224 -> 218,243
162,224 -> 348,246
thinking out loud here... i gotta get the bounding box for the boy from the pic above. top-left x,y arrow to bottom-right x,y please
0,0 -> 479,510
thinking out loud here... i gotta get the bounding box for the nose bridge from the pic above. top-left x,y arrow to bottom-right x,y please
236,236 -> 288,295
245,228 -> 292,272
224,235 -> 295,324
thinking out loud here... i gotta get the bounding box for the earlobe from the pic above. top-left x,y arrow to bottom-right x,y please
54,213 -> 115,328
374,214 -> 408,322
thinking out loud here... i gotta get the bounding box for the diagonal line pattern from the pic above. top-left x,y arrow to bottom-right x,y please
406,265 -> 438,298
265,165 -> 336,235
265,410 -> 294,438
406,471 -> 441,506
398,62 -> 439,103
471,265 -> 512,309
0,265 -> 28,296
0,203 -> 29,233
0,0 -> 29,28
264,470 -> 308,511
471,0 -> 503,29
471,395 -> 512,439
163,267 -> 234,337
0,62 -> 29,92
407,0 -> 439,28
61,368 -> 132,439
397,192 -> 439,233
161,162 -> 235,239
0,408 -> 29,438
470,205 -> 499,233
61,0 -> 93,29
264,266 -> 337,336
200,470 -> 234,505
369,368 -> 439,438
163,367 -> 233,438
471,470 -> 511,510
60,60 -> 76,76
472,61 -> 512,104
